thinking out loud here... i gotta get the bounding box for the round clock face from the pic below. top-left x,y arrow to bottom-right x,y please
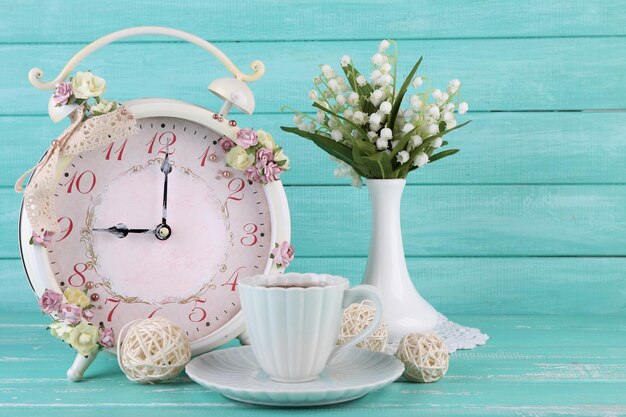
39,110 -> 276,345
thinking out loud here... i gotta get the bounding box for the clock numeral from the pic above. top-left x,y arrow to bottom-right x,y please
198,145 -> 212,167
62,170 -> 96,194
227,178 -> 245,202
146,132 -> 176,155
148,307 -> 162,318
105,298 -> 121,322
222,266 -> 245,292
56,216 -> 73,242
240,223 -> 258,247
103,139 -> 128,161
68,263 -> 89,287
188,299 -> 207,322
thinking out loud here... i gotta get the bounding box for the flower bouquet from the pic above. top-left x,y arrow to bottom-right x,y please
281,39 -> 468,187
281,40 -> 470,340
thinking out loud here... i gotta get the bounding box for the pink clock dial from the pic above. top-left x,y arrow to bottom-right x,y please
45,116 -> 273,342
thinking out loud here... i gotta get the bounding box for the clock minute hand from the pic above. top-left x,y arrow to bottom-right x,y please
160,146 -> 172,225
92,223 -> 154,239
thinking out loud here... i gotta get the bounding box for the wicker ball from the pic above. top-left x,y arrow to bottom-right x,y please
396,332 -> 449,383
337,301 -> 388,352
117,317 -> 191,384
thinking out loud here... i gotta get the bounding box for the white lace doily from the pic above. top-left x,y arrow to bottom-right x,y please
386,313 -> 489,354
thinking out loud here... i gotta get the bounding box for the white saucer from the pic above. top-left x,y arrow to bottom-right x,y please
185,346 -> 404,407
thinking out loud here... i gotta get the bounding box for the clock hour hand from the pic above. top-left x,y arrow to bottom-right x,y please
92,223 -> 154,239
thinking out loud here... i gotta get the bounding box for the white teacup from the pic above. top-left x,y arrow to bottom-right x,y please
239,272 -> 383,383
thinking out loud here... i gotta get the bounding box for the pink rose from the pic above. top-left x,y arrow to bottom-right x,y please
244,166 -> 261,182
219,136 -> 236,152
82,308 -> 94,321
271,241 -> 295,268
237,128 -> 258,149
58,303 -> 83,325
31,230 -> 54,248
99,327 -> 115,348
261,161 -> 282,183
256,147 -> 274,166
52,82 -> 73,106
38,289 -> 63,314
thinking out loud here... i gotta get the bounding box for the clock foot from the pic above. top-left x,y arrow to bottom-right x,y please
237,329 -> 251,346
67,351 -> 98,382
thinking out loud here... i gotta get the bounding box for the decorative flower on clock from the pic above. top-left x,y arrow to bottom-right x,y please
236,128 -> 258,149
69,321 -> 100,356
30,230 -> 54,247
52,82 -> 73,106
271,241 -> 295,268
58,304 -> 83,325
71,71 -> 106,99
218,136 -> 236,152
224,129 -> 289,184
98,327 -> 115,349
63,287 -> 91,308
38,289 -> 63,314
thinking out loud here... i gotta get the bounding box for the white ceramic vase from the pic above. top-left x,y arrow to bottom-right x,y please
362,179 -> 438,343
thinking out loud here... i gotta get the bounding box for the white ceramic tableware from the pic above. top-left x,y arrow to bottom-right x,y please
185,345 -> 404,407
239,272 -> 383,383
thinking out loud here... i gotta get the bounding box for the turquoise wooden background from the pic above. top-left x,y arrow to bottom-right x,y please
1,1 -> 626,319
1,2 -> 626,416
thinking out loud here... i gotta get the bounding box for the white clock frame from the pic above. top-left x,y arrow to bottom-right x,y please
19,27 -> 290,381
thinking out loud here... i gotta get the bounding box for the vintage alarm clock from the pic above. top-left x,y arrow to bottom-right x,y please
17,27 -> 290,380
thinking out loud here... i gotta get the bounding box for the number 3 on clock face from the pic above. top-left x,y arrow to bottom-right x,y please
19,99 -> 291,355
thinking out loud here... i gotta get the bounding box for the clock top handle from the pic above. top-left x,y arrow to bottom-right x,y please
28,26 -> 265,91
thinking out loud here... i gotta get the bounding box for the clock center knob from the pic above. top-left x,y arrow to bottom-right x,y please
155,224 -> 172,241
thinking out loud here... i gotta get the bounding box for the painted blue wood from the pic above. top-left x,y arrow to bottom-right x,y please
0,1 -> 624,414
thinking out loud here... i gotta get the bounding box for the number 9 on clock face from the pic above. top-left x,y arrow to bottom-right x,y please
20,99 -> 291,354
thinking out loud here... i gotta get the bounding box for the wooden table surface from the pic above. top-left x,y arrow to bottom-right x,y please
1,312 -> 624,417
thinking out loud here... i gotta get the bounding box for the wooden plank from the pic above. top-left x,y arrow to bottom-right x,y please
3,37 -> 626,115
1,1 -> 625,43
4,112 -> 626,188
3,184 -> 626,258
0,314 -> 625,416
3,256 -> 626,316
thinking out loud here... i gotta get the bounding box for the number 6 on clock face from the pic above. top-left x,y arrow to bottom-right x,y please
20,99 -> 291,355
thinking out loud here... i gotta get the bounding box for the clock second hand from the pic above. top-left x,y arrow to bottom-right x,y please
92,223 -> 155,239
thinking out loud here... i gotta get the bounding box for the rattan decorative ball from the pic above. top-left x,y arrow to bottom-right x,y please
117,317 -> 191,384
337,301 -> 388,352
396,332 -> 449,383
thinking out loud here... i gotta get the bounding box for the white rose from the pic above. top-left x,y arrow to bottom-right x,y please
90,99 -> 117,116
49,321 -> 73,343
69,322 -> 99,356
71,71 -> 106,99
413,152 -> 429,168
274,149 -> 290,170
226,146 -> 255,171
257,130 -> 276,149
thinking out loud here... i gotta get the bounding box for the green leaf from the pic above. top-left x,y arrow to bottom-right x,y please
388,56 -> 422,132
361,152 -> 395,179
390,125 -> 420,158
341,63 -> 376,115
280,126 -> 368,177
428,148 -> 460,163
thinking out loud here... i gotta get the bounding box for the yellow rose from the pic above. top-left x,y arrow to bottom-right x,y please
90,99 -> 118,116
226,146 -> 255,171
69,322 -> 99,356
49,321 -> 73,343
274,149 -> 290,170
257,129 -> 276,149
71,71 -> 106,99
64,287 -> 90,308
